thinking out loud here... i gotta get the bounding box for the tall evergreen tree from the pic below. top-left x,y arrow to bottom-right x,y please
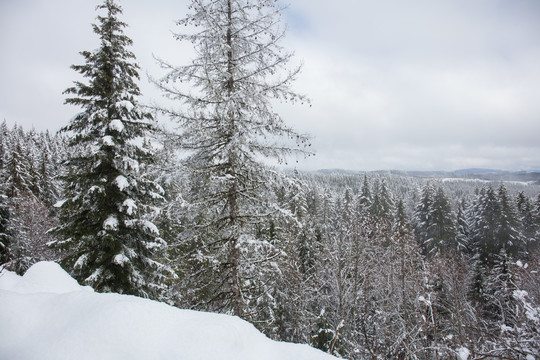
516,192 -> 536,253
51,0 -> 166,298
155,0 -> 310,317
428,186 -> 457,255
496,184 -> 520,256
0,121 -> 8,173
35,135 -> 61,208
455,197 -> 470,252
483,249 -> 517,325
534,193 -> 540,249
470,186 -> 501,264
370,179 -> 394,224
413,182 -> 435,253
0,189 -> 11,267
390,199 -> 426,358
358,174 -> 371,207
5,138 -> 33,199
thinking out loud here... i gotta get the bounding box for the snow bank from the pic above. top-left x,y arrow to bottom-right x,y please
0,262 -> 336,360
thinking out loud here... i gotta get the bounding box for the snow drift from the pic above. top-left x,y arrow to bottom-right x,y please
0,262 -> 335,360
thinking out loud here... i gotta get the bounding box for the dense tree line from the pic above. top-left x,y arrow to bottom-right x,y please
1,0 -> 539,359
0,121 -> 64,273
276,172 -> 540,359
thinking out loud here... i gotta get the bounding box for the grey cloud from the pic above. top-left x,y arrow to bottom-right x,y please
1,0 -> 539,171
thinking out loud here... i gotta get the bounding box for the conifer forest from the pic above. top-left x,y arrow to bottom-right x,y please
1,1 -> 539,359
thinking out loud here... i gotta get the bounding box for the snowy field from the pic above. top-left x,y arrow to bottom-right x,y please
0,262 -> 336,360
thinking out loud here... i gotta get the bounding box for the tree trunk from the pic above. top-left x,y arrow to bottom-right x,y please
225,0 -> 242,318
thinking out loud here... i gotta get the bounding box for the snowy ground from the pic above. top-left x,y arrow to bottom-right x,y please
0,262 -> 336,360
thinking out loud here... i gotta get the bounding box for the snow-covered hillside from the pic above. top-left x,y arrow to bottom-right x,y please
0,262 -> 336,360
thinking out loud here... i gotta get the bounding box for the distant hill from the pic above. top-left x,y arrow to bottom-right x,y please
405,169 -> 540,184
309,168 -> 540,185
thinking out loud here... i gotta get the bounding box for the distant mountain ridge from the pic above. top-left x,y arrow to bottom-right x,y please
308,168 -> 540,184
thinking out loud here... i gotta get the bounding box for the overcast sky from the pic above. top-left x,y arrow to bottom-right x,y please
1,0 -> 539,171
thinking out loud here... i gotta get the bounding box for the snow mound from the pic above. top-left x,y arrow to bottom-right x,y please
0,262 -> 336,360
0,261 -> 92,294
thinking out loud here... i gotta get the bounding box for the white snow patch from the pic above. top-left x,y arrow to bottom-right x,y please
89,185 -> 103,194
85,268 -> 103,284
0,262 -> 336,360
113,254 -> 129,266
441,178 -> 489,184
114,175 -> 129,191
122,199 -> 137,215
117,100 -> 134,112
102,135 -> 114,146
418,295 -> 431,306
53,199 -> 67,208
103,215 -> 119,231
122,156 -> 140,172
143,239 -> 164,250
526,306 -> 540,323
109,119 -> 125,133
513,289 -> 529,302
441,178 -> 535,186
513,290 -> 540,322
74,254 -> 89,270
142,220 -> 159,235
457,347 -> 470,360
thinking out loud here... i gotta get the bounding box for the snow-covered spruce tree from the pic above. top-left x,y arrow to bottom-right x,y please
413,182 -> 435,254
469,185 -> 500,264
455,198 -> 470,252
428,186 -> 457,255
390,199 -> 426,359
36,132 -> 62,208
534,193 -> 540,251
0,189 -> 11,267
516,192 -> 536,254
51,0 -> 167,298
497,184 -> 521,256
155,0 -> 309,318
5,138 -> 33,199
369,178 -> 394,224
